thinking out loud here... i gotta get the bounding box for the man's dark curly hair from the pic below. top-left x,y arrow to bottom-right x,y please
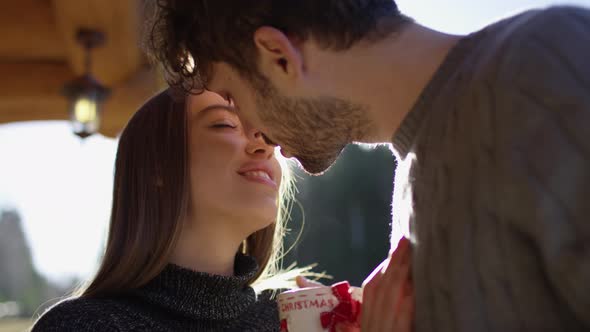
146,0 -> 411,93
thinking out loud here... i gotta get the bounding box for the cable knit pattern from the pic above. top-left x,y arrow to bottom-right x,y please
31,254 -> 279,331
391,6 -> 590,332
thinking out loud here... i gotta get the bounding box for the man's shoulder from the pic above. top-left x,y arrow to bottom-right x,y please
517,5 -> 589,32
466,5 -> 590,103
489,6 -> 590,72
31,296 -> 127,332
446,6 -> 588,91
489,5 -> 589,42
481,7 -> 590,169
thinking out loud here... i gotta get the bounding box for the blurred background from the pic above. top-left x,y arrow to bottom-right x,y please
0,0 -> 588,331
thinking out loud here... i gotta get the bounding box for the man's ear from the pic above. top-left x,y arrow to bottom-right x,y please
253,26 -> 304,87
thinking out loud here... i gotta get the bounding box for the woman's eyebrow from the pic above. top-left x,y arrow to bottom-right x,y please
198,104 -> 236,115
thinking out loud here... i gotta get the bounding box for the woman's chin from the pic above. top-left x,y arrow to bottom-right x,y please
252,212 -> 278,230
241,210 -> 277,232
240,197 -> 278,217
225,198 -> 278,232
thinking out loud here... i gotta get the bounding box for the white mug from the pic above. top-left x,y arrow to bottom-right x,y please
278,282 -> 362,332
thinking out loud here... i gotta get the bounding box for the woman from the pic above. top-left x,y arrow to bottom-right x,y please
32,89 -> 295,331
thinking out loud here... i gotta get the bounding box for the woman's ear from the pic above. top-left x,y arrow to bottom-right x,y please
253,26 -> 304,89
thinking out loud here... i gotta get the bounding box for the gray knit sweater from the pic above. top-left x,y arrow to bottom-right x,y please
391,6 -> 590,332
31,255 -> 279,331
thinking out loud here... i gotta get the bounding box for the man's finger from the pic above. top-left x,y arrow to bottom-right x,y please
334,322 -> 359,332
295,275 -> 323,288
395,289 -> 415,332
384,237 -> 410,273
362,258 -> 388,288
361,259 -> 387,331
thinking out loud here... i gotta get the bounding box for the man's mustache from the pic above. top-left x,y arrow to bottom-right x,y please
261,133 -> 278,146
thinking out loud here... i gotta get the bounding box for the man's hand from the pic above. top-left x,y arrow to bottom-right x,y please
296,237 -> 414,332
295,275 -> 324,288
360,237 -> 414,332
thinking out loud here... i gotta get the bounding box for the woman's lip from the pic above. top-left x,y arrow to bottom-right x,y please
237,164 -> 275,182
238,173 -> 278,188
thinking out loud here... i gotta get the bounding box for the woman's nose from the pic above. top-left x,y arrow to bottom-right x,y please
245,130 -> 274,158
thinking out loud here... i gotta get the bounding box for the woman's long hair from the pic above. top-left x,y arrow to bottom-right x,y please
80,90 -> 295,297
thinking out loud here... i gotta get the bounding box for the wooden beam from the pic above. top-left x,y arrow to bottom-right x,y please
52,0 -> 143,85
0,61 -> 73,124
0,61 -> 75,99
100,67 -> 164,137
0,62 -> 163,137
0,0 -> 66,60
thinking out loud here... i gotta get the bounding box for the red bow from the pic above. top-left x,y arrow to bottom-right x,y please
280,318 -> 288,332
320,282 -> 361,332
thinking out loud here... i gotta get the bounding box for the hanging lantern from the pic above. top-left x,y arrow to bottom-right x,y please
62,28 -> 110,138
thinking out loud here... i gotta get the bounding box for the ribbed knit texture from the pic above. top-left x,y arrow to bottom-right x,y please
31,254 -> 279,331
391,6 -> 590,332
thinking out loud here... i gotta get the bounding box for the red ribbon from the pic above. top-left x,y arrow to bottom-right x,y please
280,318 -> 288,332
320,281 -> 361,332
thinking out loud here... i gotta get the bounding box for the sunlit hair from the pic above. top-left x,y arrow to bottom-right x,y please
77,89 -> 309,298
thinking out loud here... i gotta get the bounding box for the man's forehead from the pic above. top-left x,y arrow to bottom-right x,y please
206,62 -> 234,91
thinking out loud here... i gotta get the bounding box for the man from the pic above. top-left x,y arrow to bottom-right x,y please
147,1 -> 590,331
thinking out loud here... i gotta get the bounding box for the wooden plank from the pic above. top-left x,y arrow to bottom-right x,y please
0,61 -> 75,98
0,62 -> 163,137
0,0 -> 65,60
0,61 -> 71,123
100,67 -> 165,137
52,0 -> 143,85
0,99 -> 69,123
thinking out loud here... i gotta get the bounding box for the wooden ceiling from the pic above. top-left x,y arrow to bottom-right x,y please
0,0 -> 163,137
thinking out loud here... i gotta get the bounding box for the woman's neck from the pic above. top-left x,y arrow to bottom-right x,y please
169,217 -> 245,276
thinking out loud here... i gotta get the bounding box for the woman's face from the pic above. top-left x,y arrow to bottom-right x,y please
186,91 -> 282,234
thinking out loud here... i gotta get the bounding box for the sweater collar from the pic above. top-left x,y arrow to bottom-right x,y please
132,254 -> 259,320
391,31 -> 481,159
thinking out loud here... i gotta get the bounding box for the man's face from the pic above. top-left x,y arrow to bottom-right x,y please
209,62 -> 371,175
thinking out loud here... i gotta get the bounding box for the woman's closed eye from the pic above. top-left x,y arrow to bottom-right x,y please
210,120 -> 238,129
200,106 -> 240,130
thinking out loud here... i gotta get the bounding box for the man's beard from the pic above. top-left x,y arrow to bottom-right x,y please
252,76 -> 372,175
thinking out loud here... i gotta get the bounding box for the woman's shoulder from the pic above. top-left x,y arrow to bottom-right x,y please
31,296 -> 126,332
250,290 -> 281,321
